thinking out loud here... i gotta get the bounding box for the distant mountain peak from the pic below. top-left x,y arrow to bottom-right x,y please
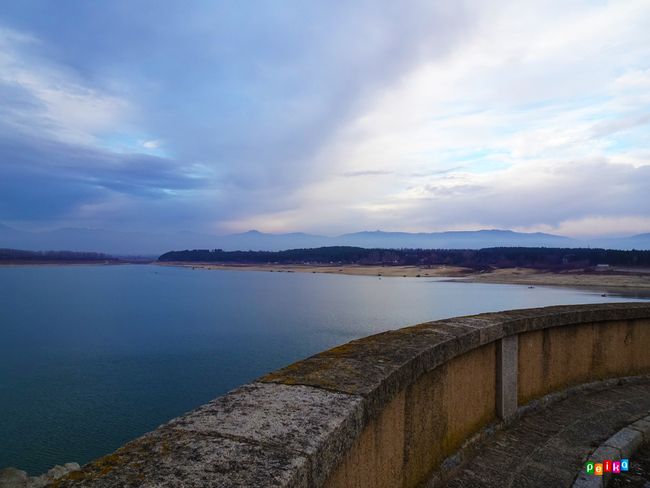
475,229 -> 513,234
2,225 -> 649,253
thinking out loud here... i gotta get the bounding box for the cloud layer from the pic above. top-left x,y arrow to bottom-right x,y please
0,0 -> 648,238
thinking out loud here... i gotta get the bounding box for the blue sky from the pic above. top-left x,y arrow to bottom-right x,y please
0,0 -> 649,238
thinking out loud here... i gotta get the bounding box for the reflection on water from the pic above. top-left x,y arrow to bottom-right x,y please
0,265 -> 647,475
598,287 -> 650,299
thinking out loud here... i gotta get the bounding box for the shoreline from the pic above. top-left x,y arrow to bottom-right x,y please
0,260 -> 143,267
3,259 -> 650,289
454,268 -> 650,289
155,261 -> 471,278
156,262 -> 650,289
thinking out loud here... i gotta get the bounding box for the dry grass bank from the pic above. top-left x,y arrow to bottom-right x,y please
460,267 -> 650,288
155,262 -> 470,278
156,262 -> 650,289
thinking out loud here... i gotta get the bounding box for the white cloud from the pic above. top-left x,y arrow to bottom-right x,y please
2,1 -> 649,238
515,216 -> 650,239
0,27 -> 130,145
140,139 -> 163,149
616,69 -> 650,90
245,0 -> 650,237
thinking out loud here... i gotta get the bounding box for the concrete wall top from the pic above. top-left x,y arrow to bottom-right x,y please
52,302 -> 650,488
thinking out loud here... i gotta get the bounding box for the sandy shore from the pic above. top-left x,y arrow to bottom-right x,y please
457,267 -> 650,289
156,262 -> 650,289
156,261 -> 471,277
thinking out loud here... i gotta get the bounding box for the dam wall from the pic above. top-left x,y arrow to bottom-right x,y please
52,303 -> 650,488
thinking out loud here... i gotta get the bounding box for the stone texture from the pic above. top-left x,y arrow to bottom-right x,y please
26,476 -> 47,488
539,390 -> 567,408
444,317 -> 503,346
489,424 -> 548,458
258,323 -> 469,423
603,427 -> 644,459
164,382 -> 364,487
518,398 -> 541,416
441,452 -> 462,473
518,414 -> 564,437
0,468 -> 29,488
404,342 -> 496,487
629,417 -> 650,443
531,437 -> 591,473
323,390 -> 406,488
45,466 -> 68,482
510,461 -> 575,488
465,445 -> 524,475
572,472 -> 603,488
441,379 -> 650,488
165,383 -> 362,455
588,446 -> 620,485
620,375 -> 644,385
482,422 -> 501,436
517,312 -> 650,406
53,430 -> 309,488
444,468 -> 505,488
496,334 -> 518,420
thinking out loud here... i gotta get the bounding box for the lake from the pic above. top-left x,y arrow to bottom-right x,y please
1,264 -> 648,475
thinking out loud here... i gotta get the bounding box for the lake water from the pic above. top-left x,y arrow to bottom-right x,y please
1,264 -> 649,475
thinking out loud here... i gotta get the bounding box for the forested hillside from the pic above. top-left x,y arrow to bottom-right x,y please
159,246 -> 650,270
0,248 -> 117,262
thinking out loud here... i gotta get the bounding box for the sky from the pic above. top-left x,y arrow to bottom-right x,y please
0,0 -> 649,239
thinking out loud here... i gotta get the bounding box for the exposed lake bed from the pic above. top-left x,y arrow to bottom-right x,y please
1,264 -> 649,475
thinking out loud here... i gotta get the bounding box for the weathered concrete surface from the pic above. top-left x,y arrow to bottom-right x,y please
52,383 -> 364,488
45,303 -> 650,488
406,343 -> 496,486
608,439 -> 650,487
630,417 -> 650,443
604,427 -> 644,460
259,323 -> 467,423
323,343 -> 496,488
443,380 -> 650,488
261,303 -> 650,422
496,335 -> 518,420
53,429 -> 310,488
572,413 -> 650,487
0,468 -> 29,488
0,463 -> 81,488
518,317 -> 650,404
323,389 -> 406,488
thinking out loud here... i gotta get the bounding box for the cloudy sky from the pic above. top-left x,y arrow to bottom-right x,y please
0,0 -> 648,238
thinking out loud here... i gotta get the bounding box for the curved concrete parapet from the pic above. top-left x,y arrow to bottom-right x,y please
51,303 -> 650,488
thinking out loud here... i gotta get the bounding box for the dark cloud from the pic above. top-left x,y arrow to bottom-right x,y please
0,1 -> 472,231
0,172 -> 107,221
0,130 -> 211,223
2,2 -> 647,237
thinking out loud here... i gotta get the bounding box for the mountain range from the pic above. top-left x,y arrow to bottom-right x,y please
1,224 -> 649,256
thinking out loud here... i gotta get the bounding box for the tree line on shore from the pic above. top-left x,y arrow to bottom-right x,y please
0,248 -> 117,262
158,246 -> 650,270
